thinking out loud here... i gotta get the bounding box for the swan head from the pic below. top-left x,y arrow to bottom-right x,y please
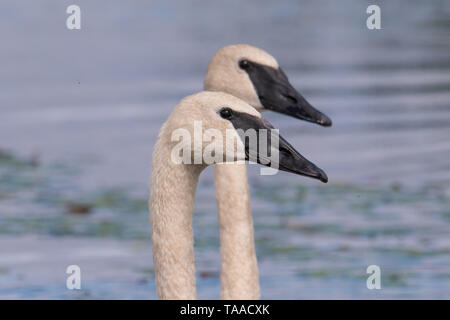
164,91 -> 328,183
204,44 -> 332,127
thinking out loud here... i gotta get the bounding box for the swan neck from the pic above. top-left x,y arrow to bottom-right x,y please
215,163 -> 260,299
150,140 -> 203,299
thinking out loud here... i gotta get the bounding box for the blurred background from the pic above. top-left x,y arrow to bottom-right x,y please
1,0 -> 450,299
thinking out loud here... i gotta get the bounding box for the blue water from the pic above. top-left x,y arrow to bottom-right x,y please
1,0 -> 450,299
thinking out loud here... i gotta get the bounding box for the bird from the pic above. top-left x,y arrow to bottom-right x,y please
149,91 -> 328,299
203,44 -> 332,299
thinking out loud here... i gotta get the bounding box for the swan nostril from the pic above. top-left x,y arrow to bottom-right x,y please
285,95 -> 297,104
279,145 -> 291,156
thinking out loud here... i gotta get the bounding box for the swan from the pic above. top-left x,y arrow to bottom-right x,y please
203,44 -> 332,299
150,91 -> 327,299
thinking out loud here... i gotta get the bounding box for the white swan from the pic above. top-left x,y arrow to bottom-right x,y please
150,91 -> 327,299
204,44 -> 332,299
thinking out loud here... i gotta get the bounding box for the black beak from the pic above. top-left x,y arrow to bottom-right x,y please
241,61 -> 332,127
274,134 -> 328,182
228,110 -> 328,183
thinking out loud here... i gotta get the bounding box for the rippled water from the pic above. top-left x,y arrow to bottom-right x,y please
1,0 -> 450,299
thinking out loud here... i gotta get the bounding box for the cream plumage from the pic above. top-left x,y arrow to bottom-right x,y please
150,44 -> 331,300
150,91 -> 328,299
204,44 -> 331,299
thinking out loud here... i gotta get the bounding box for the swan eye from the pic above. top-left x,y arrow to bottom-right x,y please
219,107 -> 233,120
238,59 -> 250,70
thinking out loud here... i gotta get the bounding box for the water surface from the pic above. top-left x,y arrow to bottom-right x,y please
1,0 -> 450,299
